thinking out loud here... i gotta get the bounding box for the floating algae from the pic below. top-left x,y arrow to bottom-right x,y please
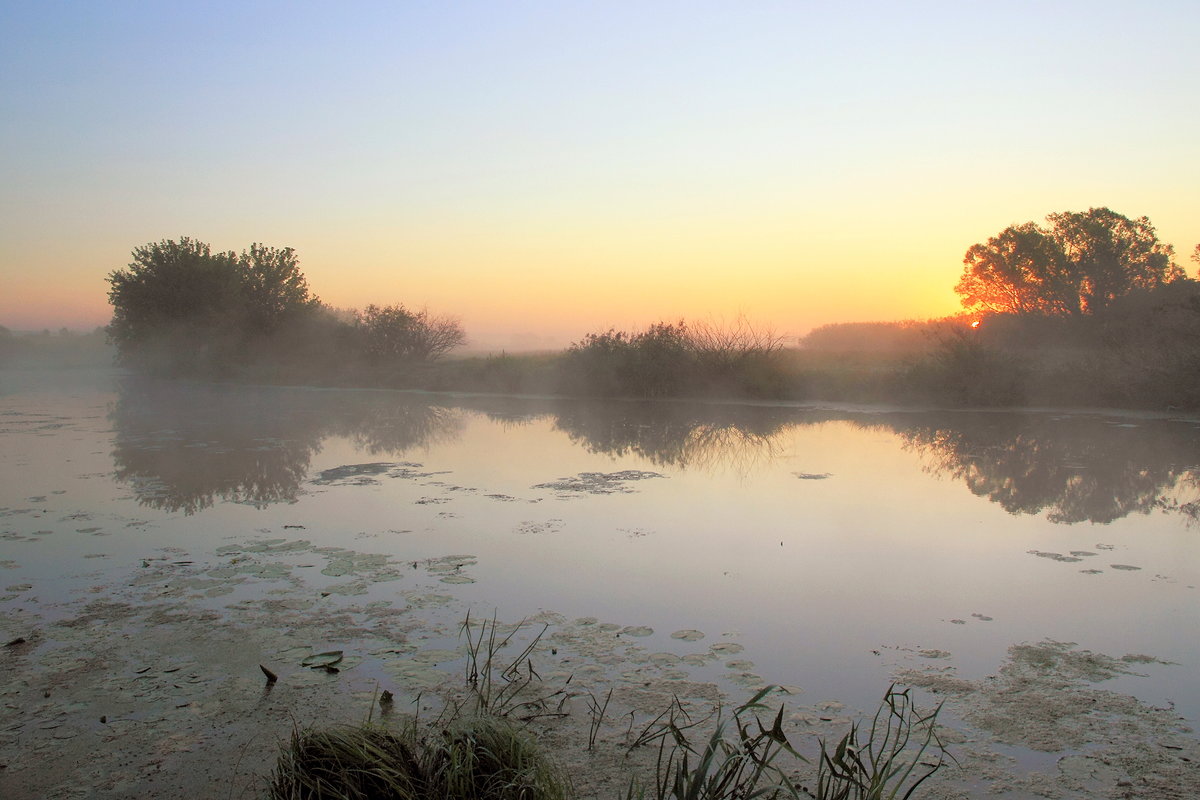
1028,550 -> 1083,563
311,462 -> 418,486
895,640 -> 1196,799
533,470 -> 666,497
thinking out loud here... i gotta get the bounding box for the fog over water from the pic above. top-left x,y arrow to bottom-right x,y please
3,369 -> 1200,797
4,372 -> 1198,705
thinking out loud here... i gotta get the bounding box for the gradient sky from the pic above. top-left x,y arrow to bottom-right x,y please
2,1 -> 1197,349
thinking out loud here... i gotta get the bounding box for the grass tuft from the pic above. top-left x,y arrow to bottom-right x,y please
266,724 -> 425,800
267,716 -> 569,800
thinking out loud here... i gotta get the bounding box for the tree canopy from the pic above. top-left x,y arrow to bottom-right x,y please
237,243 -> 321,335
107,237 -> 466,377
107,237 -> 321,371
956,208 -> 1183,316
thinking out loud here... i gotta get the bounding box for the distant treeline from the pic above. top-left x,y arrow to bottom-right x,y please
16,209 -> 1194,409
0,326 -> 112,368
797,291 -> 1200,408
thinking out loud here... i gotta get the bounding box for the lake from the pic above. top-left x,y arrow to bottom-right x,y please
2,369 -> 1198,798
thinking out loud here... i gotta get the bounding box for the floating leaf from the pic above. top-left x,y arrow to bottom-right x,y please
671,629 -> 705,642
301,650 -> 343,668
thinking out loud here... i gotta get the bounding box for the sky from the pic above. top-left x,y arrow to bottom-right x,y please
2,1 -> 1197,350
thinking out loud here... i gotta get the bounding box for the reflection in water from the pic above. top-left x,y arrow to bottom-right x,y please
326,400 -> 465,456
110,379 -> 1200,524
110,380 -> 464,513
550,401 -> 794,473
885,414 -> 1200,524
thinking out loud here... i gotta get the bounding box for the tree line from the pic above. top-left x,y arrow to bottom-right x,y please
106,237 -> 465,378
103,209 -> 1200,408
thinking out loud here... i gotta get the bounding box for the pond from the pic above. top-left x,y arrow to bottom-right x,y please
2,369 -> 1198,798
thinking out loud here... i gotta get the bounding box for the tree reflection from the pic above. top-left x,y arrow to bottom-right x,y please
325,400 -> 465,455
110,380 -> 464,513
550,401 -> 796,473
888,413 -> 1200,524
110,379 -> 1200,524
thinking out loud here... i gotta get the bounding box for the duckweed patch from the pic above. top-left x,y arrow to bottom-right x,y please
894,640 -> 1197,799
532,470 -> 666,497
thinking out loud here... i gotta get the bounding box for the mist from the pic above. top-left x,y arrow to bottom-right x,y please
5,225 -> 1200,797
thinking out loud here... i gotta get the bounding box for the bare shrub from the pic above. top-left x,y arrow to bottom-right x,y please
357,304 -> 467,364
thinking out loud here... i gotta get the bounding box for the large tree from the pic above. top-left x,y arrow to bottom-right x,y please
107,237 -> 320,371
956,208 -> 1182,316
107,237 -> 243,366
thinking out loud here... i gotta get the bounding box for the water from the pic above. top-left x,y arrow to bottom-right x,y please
2,369 -> 1199,793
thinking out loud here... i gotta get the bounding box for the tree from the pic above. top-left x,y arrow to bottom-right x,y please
107,237 -> 243,369
107,237 -> 322,372
406,310 -> 469,361
956,208 -> 1182,316
356,304 -> 466,364
236,243 -> 320,335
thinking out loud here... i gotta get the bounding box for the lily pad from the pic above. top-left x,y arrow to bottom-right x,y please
301,650 -> 344,668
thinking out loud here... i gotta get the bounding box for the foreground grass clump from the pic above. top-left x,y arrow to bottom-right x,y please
266,615 -> 949,800
267,715 -> 569,800
267,725 -> 423,799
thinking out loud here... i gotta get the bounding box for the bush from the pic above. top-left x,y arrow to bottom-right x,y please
559,319 -> 788,400
356,304 -> 467,366
905,327 -> 1027,407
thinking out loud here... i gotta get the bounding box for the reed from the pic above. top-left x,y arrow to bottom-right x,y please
805,686 -> 950,800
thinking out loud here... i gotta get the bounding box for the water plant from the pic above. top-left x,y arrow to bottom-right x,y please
626,686 -> 804,800
625,685 -> 950,800
458,611 -> 570,721
804,686 -> 950,800
586,688 -> 613,751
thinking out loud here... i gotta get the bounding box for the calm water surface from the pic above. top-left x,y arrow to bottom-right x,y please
3,369 -> 1198,724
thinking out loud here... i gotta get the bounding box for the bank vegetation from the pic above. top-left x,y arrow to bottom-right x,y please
7,210 -> 1192,409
